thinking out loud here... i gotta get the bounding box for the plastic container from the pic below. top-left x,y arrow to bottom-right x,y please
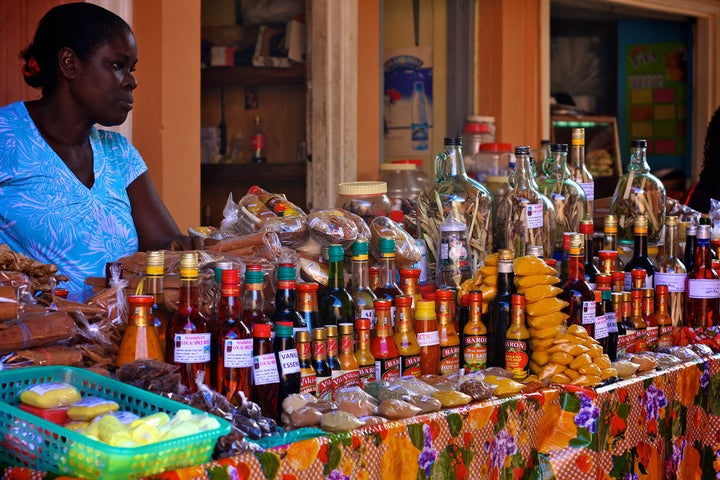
336,181 -> 391,223
0,366 -> 232,480
461,116 -> 496,168
379,163 -> 424,211
470,142 -> 513,182
391,159 -> 430,189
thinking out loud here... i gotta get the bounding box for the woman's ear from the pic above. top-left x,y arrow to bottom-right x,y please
57,47 -> 78,79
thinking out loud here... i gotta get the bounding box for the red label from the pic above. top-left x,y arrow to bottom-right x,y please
439,346 -> 460,375
400,354 -> 421,378
327,337 -> 339,357
277,280 -> 295,289
463,335 -> 487,371
375,357 -> 401,382
316,375 -> 333,401
300,370 -> 316,395
505,339 -> 529,380
251,133 -> 266,150
312,341 -> 326,358
334,369 -> 360,391
635,329 -> 647,352
646,326 -> 658,352
358,365 -> 376,387
298,342 -> 311,358
340,336 -> 354,353
658,326 -> 673,348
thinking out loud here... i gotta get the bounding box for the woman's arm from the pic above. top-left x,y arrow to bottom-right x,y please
127,172 -> 192,251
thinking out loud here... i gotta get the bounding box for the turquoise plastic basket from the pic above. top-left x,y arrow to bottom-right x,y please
0,366 -> 231,479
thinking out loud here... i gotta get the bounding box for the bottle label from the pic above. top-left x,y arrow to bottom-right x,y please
616,333 -> 630,359
251,133 -> 266,150
463,335 -> 487,371
579,182 -> 594,201
688,279 -> 720,299
526,204 -> 544,229
300,369 -> 317,395
400,354 -> 422,378
375,357 -> 401,382
327,337 -> 339,358
594,314 -> 609,339
316,375 -> 333,401
278,349 -> 301,375
658,326 -> 673,348
359,309 -> 375,320
606,312 -> 618,333
439,346 -> 460,375
582,301 -> 596,325
635,329 -> 647,352
252,353 -> 280,385
173,333 -> 211,364
645,326 -> 658,352
655,272 -> 687,293
224,338 -> 253,368
505,339 -> 529,380
335,369 -> 361,391
416,331 -> 440,347
358,365 -> 376,387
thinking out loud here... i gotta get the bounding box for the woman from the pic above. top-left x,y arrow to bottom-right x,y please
0,3 -> 190,300
685,106 -> 720,213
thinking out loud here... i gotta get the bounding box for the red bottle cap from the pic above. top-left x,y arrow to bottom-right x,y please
435,289 -> 455,301
399,268 -> 421,279
460,294 -> 471,307
598,250 -> 618,260
253,323 -> 272,337
579,221 -> 594,235
221,268 -> 241,285
545,258 -> 557,268
631,269 -> 646,280
374,298 -> 392,310
468,291 -> 482,304
356,318 -> 371,330
656,284 -> 669,295
511,294 -> 525,305
296,282 -> 319,292
631,289 -> 643,299
421,291 -> 436,301
128,294 -> 155,306
611,271 -> 625,282
394,295 -> 413,307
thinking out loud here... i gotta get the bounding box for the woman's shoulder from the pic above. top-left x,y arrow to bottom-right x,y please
0,102 -> 31,127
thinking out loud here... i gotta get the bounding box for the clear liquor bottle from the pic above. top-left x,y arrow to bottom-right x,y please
348,240 -> 377,323
319,244 -> 355,327
686,224 -> 720,328
654,215 -> 687,327
569,128 -> 595,220
559,233 -> 596,339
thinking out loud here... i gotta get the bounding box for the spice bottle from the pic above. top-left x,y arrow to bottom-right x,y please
354,318 -> 376,387
297,282 -> 321,331
686,224 -> 720,328
274,321 -> 301,416
569,128 -> 595,220
463,290 -> 487,372
348,240 -> 377,323
251,323 -> 280,419
505,294 -> 530,381
655,285 -> 674,348
144,250 -> 170,354
319,245 -> 355,327
295,330 -> 317,395
642,288 -> 658,351
436,289 -> 460,375
117,295 -> 164,367
337,323 -> 360,389
414,299 -> 441,375
371,299 -> 401,381
393,295 -> 421,377
487,249 -> 515,367
311,328 -> 333,401
654,215 -> 687,327
630,289 -> 648,352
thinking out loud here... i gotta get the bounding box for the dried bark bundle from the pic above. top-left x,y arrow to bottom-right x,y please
0,311 -> 75,355
115,359 -> 184,396
0,244 -> 69,292
5,345 -> 84,367
0,285 -> 19,321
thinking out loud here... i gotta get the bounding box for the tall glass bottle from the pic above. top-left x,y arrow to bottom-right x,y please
654,215 -> 687,328
215,268 -> 252,404
145,251 -> 170,355
495,146 -> 555,257
319,245 -> 355,327
538,143 -> 587,255
624,215 -> 655,290
393,295 -> 421,377
487,249 -> 515,367
371,299 -> 401,382
559,233 -> 596,338
354,318 -> 376,387
251,323 -> 280,419
598,275 -> 618,360
630,289 -> 648,352
295,330 -> 316,395
242,265 -> 271,331
463,290 -> 487,372
414,299 -> 441,375
271,264 -> 307,337
686,224 -> 720,328
348,240 -> 377,323
642,288 -> 657,351
602,215 -> 624,270
609,139 -> 666,244
117,294 -> 164,367
684,224 -> 698,273
436,289 -> 460,376
580,218 -> 600,290
435,211 -> 472,289
569,128 -> 595,220
655,285 -> 674,348
416,137 -> 493,276
297,282 -> 321,331
337,323 -> 360,389
613,292 -> 628,359
505,294 -> 530,381
274,321 -> 301,416
373,237 -> 404,308
311,328 -> 333,401
166,253 -> 212,393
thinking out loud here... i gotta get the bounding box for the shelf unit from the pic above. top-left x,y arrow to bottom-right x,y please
201,64 -> 306,87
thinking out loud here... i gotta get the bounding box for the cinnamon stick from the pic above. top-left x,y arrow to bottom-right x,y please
12,345 -> 83,367
0,285 -> 19,321
0,311 -> 75,355
204,232 -> 274,253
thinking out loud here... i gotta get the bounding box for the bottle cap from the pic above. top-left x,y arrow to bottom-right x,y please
435,289 -> 455,301
415,300 -> 436,317
460,294 -> 470,307
245,266 -> 265,284
295,330 -> 310,343
389,210 -> 405,223
598,250 -> 618,260
275,322 -> 294,338
569,233 -> 584,250
656,284 -> 669,295
356,318 -> 371,330
146,250 -> 165,267
631,139 -> 647,148
277,264 -> 296,281
339,323 -> 354,335
297,282 -> 319,292
468,291 -> 482,304
579,219 -> 594,235
443,137 -> 461,146
311,327 -> 326,341
642,288 -> 654,298
391,159 -> 424,168
479,142 -> 513,153
631,269 -> 646,280
597,274 -> 611,287
571,128 -> 585,142
666,215 -> 678,226
326,325 -> 338,337
527,245 -> 544,257
380,162 -> 416,171
352,240 -> 369,257
179,252 -> 198,270
463,122 -> 492,133
328,244 -> 345,262
128,294 -> 155,306
511,293 -> 525,305
395,295 -> 413,307
550,143 -> 565,153
374,298 -> 392,310
514,145 -> 531,156
634,215 -> 648,230
253,323 -> 272,338
498,249 -> 514,261
214,261 -> 234,283
379,237 -> 396,255
563,232 -> 574,249
221,268 -> 241,285
631,289 -> 643,300
698,224 -> 711,239
337,181 -> 387,196
399,268 -> 421,279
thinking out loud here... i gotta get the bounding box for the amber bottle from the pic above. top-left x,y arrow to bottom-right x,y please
144,250 -> 171,354
463,290 -> 487,371
295,330 -> 317,395
630,289 -> 648,352
686,224 -> 720,328
393,295 -> 421,377
642,288 -> 658,351
311,328 -> 333,401
371,299 -> 401,382
251,323 -> 280,419
414,299 -> 440,375
559,233 -> 596,339
338,322 -> 361,389
655,285 -> 674,348
436,289 -> 460,375
117,294 -> 164,367
505,294 -> 530,381
354,318 -> 376,387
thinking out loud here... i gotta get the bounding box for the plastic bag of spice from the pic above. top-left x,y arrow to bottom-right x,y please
369,216 -> 421,267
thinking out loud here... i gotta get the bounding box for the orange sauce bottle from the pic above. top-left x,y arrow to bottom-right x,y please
370,299 -> 400,382
436,289 -> 460,375
393,295 -> 421,377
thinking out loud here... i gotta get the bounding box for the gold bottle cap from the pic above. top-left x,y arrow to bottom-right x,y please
605,214 -> 617,227
296,330 -> 310,343
635,215 -> 648,229
146,250 -> 165,267
498,249 -> 514,261
338,323 -> 354,335
623,291 -> 631,302
643,288 -> 654,298
666,215 -> 678,226
311,327 -> 326,341
179,252 -> 198,269
571,128 -> 585,143
570,233 -> 585,249
326,325 -> 338,337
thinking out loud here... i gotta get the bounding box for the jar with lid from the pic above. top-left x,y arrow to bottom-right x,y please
380,162 -> 424,215
336,181 -> 392,223
392,159 -> 430,190
461,116 -> 496,167
470,142 -> 513,183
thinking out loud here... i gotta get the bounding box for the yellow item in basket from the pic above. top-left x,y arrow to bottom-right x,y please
513,255 -> 559,276
587,344 -> 604,359
67,396 -> 120,421
526,298 -> 569,317
515,274 -> 561,290
19,382 -> 81,409
552,333 -> 583,345
530,325 -> 562,340
522,284 -> 564,303
484,253 -> 499,266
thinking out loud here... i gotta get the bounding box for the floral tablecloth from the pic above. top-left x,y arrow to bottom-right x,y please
4,355 -> 720,480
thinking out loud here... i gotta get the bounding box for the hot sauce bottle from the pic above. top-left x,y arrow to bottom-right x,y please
642,288 -> 658,351
371,299 -> 400,382
413,300 -> 440,375
393,295 -> 421,377
325,324 -> 343,398
166,252 -> 212,393
655,285 -> 674,348
117,295 -> 164,367
613,292 -> 629,359
463,290 -> 487,372
295,330 -> 317,395
630,289 -> 648,352
251,323 -> 280,419
311,328 -> 333,401
354,318 -> 376,387
337,323 -> 360,389
436,289 -> 460,376
399,268 -> 422,309
505,294 -> 530,381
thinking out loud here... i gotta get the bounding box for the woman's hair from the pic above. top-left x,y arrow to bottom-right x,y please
20,2 -> 132,95
699,106 -> 720,185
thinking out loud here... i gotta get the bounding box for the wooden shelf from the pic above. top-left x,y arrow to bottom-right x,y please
201,63 -> 306,87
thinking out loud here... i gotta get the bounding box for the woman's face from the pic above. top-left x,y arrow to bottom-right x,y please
71,30 -> 138,127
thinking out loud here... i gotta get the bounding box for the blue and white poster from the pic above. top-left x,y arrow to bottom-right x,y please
383,47 -> 433,156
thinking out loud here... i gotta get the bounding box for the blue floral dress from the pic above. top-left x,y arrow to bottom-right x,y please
0,101 -> 146,300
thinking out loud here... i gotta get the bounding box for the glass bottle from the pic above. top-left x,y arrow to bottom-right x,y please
166,252 -> 212,393
602,215 -> 624,270
337,323 -> 360,389
463,290 -> 487,372
655,216 -> 687,328
611,292 -> 627,360
642,288 -> 658,351
569,128 -> 595,220
599,276 -> 618,361
487,249 -> 515,368
538,143 -> 587,255
354,318 -> 376,387
274,321 -> 301,416
505,294 -> 530,381
399,268 -> 422,309
297,282 -> 321,331
435,211 -> 472,289
558,232 -> 573,284
598,250 -> 620,274
416,136 -> 493,277
414,299 -> 441,375
371,299 -> 401,382
251,323 -> 280,419
369,266 -> 380,292
686,224 -> 720,328
144,250 -> 170,355
319,244 -> 355,327
348,240 -> 377,323
215,268 -> 252,405
655,285 -> 674,348
495,146 -> 555,257
630,289 -> 648,352
457,293 -> 470,361
251,115 -> 267,163
609,139 -> 666,244
117,295 -> 164,367
623,215 -> 655,290
373,237 -> 404,310
436,289 -> 460,375
593,290 -> 609,354
295,330 -> 316,395
311,327 -> 333,401
242,265 -> 271,331
684,224 -> 698,273
580,218 -> 600,289
559,233 -> 596,338
621,291 -> 637,356
271,263 -> 307,337
393,295 -> 421,377
410,81 -> 430,151
325,324 -> 343,399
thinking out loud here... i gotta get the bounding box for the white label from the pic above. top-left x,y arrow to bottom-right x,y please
173,333 -> 211,363
252,353 -> 280,385
360,309 -> 375,319
224,338 -> 253,368
25,382 -> 74,397
582,301 -> 596,325
655,272 -> 687,293
498,261 -> 513,273
579,181 -> 594,201
526,204 -> 544,229
606,312 -> 618,333
594,314 -> 609,339
71,396 -> 116,408
688,279 -> 720,299
278,349 -> 301,375
416,330 -> 440,347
